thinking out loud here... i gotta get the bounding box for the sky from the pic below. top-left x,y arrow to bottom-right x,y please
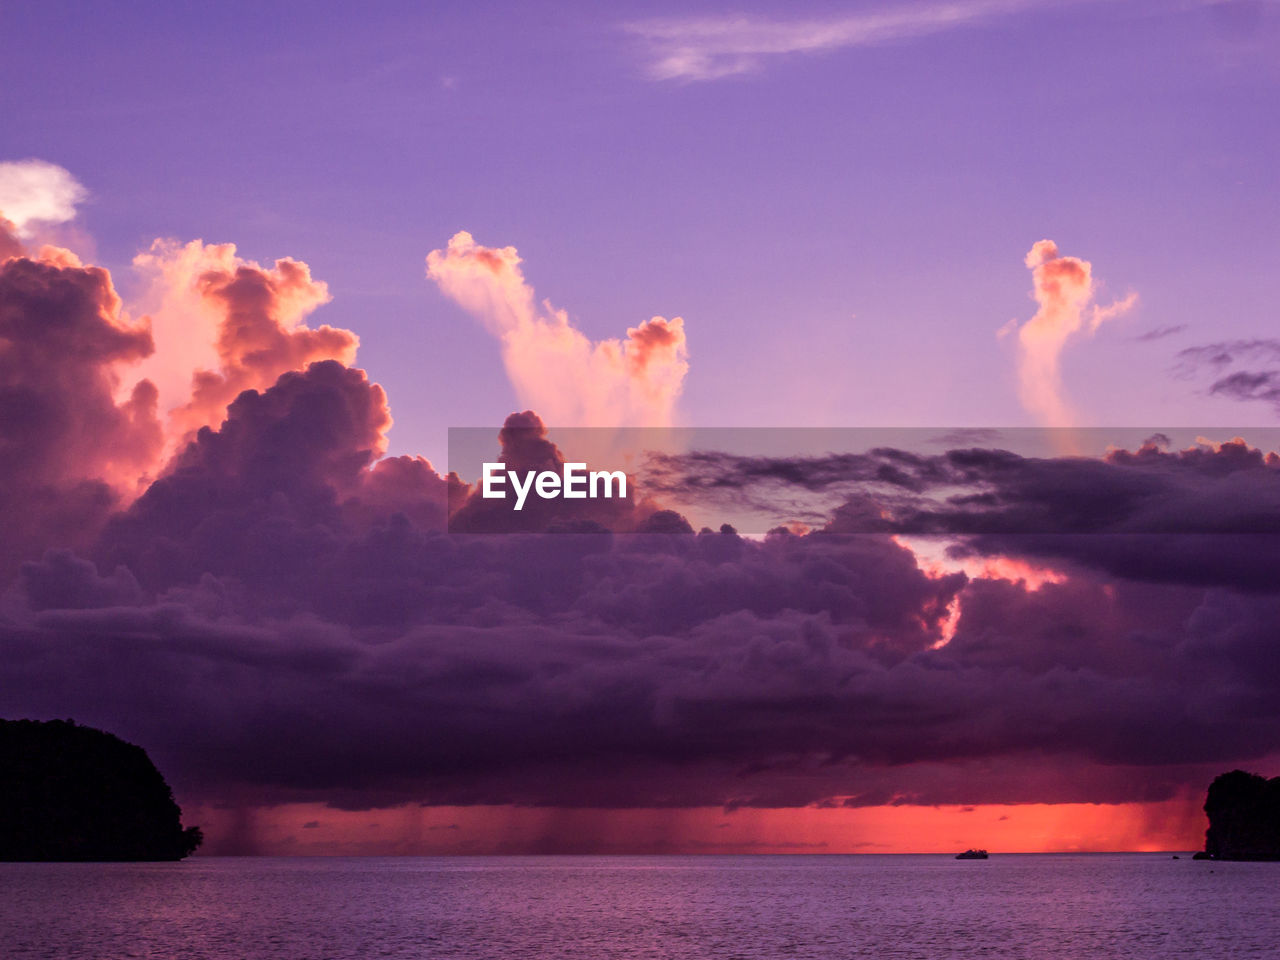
3,0 -> 1279,456
1,0 -> 1279,854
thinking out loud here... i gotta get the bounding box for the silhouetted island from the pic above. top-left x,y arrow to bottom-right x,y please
1195,769 -> 1280,861
0,718 -> 201,861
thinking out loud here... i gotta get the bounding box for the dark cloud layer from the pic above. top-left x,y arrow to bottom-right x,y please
2,245 -> 1279,826
647,439 -> 1280,591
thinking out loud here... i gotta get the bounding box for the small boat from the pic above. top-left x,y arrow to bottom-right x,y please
955,848 -> 989,859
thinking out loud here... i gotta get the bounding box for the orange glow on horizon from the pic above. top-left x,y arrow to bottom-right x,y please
184,795 -> 1205,857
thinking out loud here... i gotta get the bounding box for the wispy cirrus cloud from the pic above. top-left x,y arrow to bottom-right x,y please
1135,324 -> 1186,343
1176,338 -> 1280,412
625,0 -> 1044,81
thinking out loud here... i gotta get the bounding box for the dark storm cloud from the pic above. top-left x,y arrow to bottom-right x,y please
647,438 -> 1280,542
902,441 -> 1280,592
2,225 -> 1280,818
4,540 -> 1279,810
645,437 -> 1280,593
2,358 -> 1280,815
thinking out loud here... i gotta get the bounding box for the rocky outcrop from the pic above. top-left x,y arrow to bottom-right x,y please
0,718 -> 202,861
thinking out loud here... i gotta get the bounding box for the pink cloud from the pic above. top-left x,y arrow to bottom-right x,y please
427,231 -> 688,427
0,244 -> 162,571
1015,239 -> 1136,428
131,240 -> 358,448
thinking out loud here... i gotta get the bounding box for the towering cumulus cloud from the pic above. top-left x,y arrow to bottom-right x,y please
426,232 -> 688,426
0,244 -> 162,574
131,240 -> 359,445
1015,240 -> 1136,427
0,159 -> 87,237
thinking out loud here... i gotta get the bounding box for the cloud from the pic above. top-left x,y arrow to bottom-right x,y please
1176,339 -> 1280,412
447,411 -> 652,533
5,508 -> 1277,817
130,240 -> 358,446
4,363 -> 1280,821
626,1 -> 1040,81
1208,370 -> 1280,407
97,360 -> 401,593
0,245 -> 162,576
0,217 -> 24,261
643,435 -> 1280,590
1015,239 -> 1136,428
1135,324 -> 1186,342
1177,338 -> 1280,371
0,160 -> 88,237
427,231 -> 688,427
4,224 -> 1280,852
0,228 -> 365,582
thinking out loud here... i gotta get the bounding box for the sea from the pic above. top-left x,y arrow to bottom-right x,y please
1,854 -> 1276,959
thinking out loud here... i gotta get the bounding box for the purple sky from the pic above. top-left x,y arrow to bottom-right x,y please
3,0 -> 1278,466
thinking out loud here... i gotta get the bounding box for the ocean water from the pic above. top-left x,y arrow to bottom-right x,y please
1,854 -> 1276,959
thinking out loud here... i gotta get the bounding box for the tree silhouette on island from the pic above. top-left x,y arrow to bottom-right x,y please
0,719 -> 201,861
1196,770 -> 1280,862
